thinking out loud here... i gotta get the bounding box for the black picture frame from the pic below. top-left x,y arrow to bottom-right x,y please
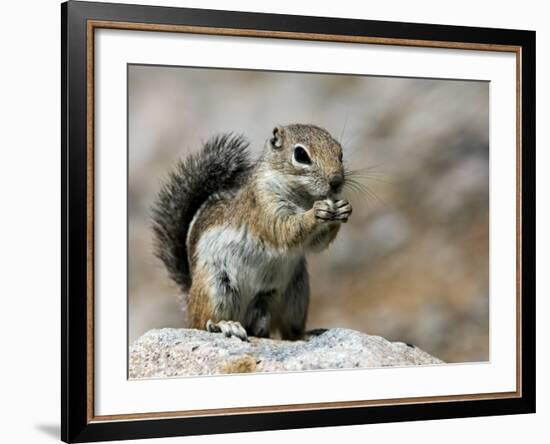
61,1 -> 536,442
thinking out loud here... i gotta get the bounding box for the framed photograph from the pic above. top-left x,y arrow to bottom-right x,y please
61,1 -> 535,442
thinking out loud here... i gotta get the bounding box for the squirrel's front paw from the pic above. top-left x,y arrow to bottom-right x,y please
206,319 -> 249,341
332,199 -> 352,223
313,199 -> 352,223
313,199 -> 336,222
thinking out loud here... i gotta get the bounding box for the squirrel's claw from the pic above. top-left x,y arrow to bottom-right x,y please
206,319 -> 249,342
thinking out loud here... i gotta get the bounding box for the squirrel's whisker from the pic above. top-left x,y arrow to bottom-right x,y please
343,178 -> 387,209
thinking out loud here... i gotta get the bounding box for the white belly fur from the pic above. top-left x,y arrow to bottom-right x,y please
195,225 -> 302,318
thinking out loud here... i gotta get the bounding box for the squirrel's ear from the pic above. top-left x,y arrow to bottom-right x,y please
270,125 -> 284,149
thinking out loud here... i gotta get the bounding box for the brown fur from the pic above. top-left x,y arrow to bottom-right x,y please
187,266 -> 215,329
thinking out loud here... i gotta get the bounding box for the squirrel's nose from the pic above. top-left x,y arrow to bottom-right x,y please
329,174 -> 344,193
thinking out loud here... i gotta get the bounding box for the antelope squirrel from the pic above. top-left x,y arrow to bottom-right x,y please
152,124 -> 352,341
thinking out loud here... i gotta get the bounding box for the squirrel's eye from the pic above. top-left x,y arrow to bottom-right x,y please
338,152 -> 343,162
293,146 -> 312,165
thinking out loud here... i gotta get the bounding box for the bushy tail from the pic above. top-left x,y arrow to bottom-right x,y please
151,134 -> 252,292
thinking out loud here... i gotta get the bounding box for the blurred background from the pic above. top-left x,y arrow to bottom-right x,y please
128,65 -> 489,363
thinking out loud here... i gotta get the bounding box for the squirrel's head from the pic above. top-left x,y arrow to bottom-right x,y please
264,124 -> 345,200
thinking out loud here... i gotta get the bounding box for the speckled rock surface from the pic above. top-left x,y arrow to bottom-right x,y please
129,328 -> 443,378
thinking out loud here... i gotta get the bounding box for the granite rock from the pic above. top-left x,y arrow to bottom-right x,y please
129,328 -> 443,378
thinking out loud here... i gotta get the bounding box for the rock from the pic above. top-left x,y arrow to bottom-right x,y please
129,328 -> 443,378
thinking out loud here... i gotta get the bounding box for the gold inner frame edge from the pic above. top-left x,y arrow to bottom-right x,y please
85,19 -> 523,423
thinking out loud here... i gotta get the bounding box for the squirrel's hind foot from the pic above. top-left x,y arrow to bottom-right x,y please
206,319 -> 249,342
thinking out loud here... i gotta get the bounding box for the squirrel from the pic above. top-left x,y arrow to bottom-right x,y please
152,124 -> 352,341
